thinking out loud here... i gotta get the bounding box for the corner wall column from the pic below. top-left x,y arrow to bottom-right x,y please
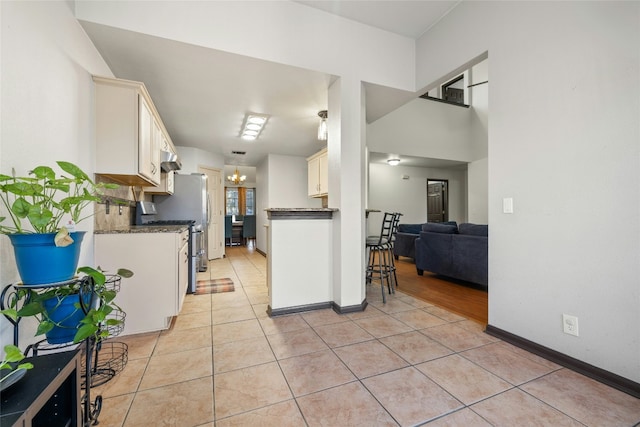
327,76 -> 367,310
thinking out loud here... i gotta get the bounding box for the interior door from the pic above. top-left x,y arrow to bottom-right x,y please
199,166 -> 223,259
427,180 -> 448,223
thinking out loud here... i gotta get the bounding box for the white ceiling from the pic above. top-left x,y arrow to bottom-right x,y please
294,1 -> 459,38
79,1 -> 460,168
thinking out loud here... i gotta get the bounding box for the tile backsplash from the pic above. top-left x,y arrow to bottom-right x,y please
94,176 -> 150,230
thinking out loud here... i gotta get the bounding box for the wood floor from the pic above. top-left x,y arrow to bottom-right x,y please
391,256 -> 488,325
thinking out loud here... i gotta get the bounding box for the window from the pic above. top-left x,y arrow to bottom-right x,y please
226,188 -> 239,215
246,188 -> 255,215
225,187 -> 255,215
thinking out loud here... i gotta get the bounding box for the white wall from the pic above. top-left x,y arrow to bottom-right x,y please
175,146 -> 224,174
368,98 -> 473,162
417,2 -> 640,381
0,1 -> 114,351
255,158 -> 269,252
467,158 -> 488,224
267,154 -> 321,209
368,163 -> 467,235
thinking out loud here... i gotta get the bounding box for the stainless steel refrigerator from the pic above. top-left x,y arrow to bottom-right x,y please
153,173 -> 210,273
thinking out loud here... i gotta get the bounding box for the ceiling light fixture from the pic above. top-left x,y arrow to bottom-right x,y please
387,158 -> 401,166
227,166 -> 246,185
317,110 -> 328,141
241,113 -> 269,140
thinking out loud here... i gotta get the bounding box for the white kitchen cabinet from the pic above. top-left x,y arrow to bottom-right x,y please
307,148 -> 328,197
144,133 -> 176,195
94,76 -> 168,187
95,228 -> 189,336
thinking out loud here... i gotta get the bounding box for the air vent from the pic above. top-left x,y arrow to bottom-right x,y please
232,151 -> 246,155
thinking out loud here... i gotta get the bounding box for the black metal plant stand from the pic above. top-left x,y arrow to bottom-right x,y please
1,275 -> 127,426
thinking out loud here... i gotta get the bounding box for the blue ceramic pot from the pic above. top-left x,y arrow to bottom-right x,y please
8,232 -> 85,285
42,293 -> 92,344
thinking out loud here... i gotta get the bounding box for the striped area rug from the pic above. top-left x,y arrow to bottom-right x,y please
195,278 -> 235,294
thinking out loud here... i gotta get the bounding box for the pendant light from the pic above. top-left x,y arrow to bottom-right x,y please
317,110 -> 328,141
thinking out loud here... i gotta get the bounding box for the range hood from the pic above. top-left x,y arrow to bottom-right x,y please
160,150 -> 182,172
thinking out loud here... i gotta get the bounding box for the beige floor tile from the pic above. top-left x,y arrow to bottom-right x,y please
279,349 -> 356,396
297,381 -> 398,426
494,341 -> 561,370
453,319 -> 486,333
211,318 -> 264,345
416,354 -> 512,405
345,304 -> 385,320
181,294 -> 212,314
300,308 -> 350,327
259,314 -> 310,335
98,393 -> 134,427
93,358 -> 148,398
108,332 -> 159,360
124,377 -> 214,427
354,314 -> 413,338
313,320 -> 374,348
139,347 -> 212,390
425,408 -> 493,426
380,331 -> 453,365
461,342 -> 558,385
215,400 -> 305,427
471,388 -> 584,426
252,303 -> 270,318
520,369 -> 640,426
396,293 -> 434,309
363,367 -> 463,426
333,340 -> 409,379
370,298 -> 416,314
391,309 -> 449,329
172,310 -> 211,330
210,305 -> 256,325
420,323 -> 496,352
213,335 -> 275,373
266,328 -> 328,359
424,306 -> 467,322
214,362 -> 292,419
155,325 -> 212,355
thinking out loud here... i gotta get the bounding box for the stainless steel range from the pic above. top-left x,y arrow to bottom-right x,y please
135,201 -> 199,293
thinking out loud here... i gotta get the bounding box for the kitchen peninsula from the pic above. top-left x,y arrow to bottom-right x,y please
266,208 -> 337,316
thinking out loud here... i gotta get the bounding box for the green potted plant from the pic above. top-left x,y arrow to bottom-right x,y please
1,266 -> 133,345
0,161 -> 118,284
0,344 -> 33,391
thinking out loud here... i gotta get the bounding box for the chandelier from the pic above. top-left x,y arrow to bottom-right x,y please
227,166 -> 246,185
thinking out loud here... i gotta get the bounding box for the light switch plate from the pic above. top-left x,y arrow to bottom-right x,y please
503,198 -> 514,214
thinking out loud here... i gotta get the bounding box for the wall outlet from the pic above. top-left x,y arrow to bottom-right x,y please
563,314 -> 579,336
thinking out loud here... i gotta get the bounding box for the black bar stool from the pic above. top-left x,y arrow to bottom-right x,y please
366,212 -> 396,303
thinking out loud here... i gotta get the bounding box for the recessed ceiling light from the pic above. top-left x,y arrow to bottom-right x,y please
240,113 -> 269,140
387,158 -> 401,166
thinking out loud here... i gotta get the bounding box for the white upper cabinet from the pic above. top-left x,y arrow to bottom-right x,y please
307,148 -> 328,197
94,76 -> 173,187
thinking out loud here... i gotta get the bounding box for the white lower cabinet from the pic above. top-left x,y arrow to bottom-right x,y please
95,229 -> 189,336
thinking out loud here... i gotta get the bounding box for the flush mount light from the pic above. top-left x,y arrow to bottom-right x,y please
241,113 -> 269,140
317,110 -> 328,141
387,158 -> 401,166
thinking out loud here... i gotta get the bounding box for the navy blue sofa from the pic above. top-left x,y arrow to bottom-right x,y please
393,221 -> 456,260
414,222 -> 488,286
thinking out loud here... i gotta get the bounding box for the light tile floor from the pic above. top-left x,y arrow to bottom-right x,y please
96,246 -> 640,426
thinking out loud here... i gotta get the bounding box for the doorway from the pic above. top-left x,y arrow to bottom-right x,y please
427,180 -> 449,223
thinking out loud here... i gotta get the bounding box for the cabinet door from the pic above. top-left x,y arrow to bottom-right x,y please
308,156 -> 320,196
150,118 -> 161,185
318,153 -> 328,195
177,234 -> 189,313
138,96 -> 154,183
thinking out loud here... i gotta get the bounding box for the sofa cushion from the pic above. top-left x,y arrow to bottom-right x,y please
397,223 -> 423,234
422,223 -> 458,234
458,223 -> 488,237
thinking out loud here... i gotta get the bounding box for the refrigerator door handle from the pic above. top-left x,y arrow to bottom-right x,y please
207,193 -> 211,224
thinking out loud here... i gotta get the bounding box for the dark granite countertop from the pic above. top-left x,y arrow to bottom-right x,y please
94,225 -> 189,234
